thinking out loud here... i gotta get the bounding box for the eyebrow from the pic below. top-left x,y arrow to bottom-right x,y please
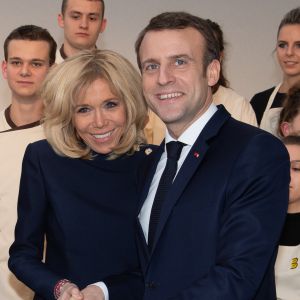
70,10 -> 100,16
277,39 -> 300,43
142,54 -> 192,65
8,57 -> 47,63
141,58 -> 158,67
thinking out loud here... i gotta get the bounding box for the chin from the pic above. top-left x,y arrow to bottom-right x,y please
92,145 -> 113,155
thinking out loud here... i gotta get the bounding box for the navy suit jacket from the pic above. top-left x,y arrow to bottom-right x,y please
137,106 -> 290,300
9,140 -> 156,300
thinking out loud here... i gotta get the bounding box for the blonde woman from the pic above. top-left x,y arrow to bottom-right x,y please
9,49 -> 155,300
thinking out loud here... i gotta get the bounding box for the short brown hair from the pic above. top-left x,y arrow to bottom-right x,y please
61,0 -> 105,19
206,19 -> 229,93
135,12 -> 220,72
4,25 -> 57,66
42,49 -> 147,160
278,84 -> 300,137
282,135 -> 300,146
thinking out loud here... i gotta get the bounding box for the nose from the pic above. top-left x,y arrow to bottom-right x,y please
286,45 -> 295,56
93,110 -> 107,128
157,65 -> 175,86
20,63 -> 30,77
79,16 -> 88,29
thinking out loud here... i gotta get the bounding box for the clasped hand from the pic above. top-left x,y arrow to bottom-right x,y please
58,283 -> 104,300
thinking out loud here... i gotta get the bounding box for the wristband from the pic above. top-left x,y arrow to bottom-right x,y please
54,279 -> 71,299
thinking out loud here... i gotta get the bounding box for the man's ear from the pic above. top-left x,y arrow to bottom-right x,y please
280,121 -> 292,137
2,60 -> 8,80
206,59 -> 220,87
58,14 -> 65,29
100,18 -> 107,33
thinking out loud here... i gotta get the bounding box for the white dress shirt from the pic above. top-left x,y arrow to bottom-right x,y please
138,103 -> 218,242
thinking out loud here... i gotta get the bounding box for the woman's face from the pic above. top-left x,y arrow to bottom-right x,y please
73,78 -> 126,154
276,24 -> 300,77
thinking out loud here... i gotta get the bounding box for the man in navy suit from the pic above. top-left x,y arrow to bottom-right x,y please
133,12 -> 290,300
65,12 -> 290,300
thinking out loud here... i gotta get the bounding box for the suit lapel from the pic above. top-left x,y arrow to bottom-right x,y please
136,141 -> 164,259
150,105 -> 231,254
137,141 -> 164,213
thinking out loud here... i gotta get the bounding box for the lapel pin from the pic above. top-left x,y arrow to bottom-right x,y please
193,151 -> 200,158
145,148 -> 153,155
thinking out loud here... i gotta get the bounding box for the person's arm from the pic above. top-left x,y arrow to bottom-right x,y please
170,133 -> 290,299
8,144 -> 73,300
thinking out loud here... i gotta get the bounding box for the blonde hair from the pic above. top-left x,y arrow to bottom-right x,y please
42,49 -> 147,159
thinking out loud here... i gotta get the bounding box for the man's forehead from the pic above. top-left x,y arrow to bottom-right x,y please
7,40 -> 50,59
140,28 -> 204,60
8,39 -> 49,50
141,28 -> 204,49
66,0 -> 103,13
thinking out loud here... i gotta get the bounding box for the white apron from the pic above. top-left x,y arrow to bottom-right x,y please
275,244 -> 300,300
260,83 -> 282,137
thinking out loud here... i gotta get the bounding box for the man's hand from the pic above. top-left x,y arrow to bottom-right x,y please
81,285 -> 105,300
58,283 -> 84,300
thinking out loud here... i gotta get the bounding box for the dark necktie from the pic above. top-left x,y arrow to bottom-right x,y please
148,141 -> 185,250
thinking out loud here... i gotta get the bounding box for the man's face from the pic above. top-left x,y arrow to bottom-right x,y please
139,28 -> 219,138
58,0 -> 106,53
2,40 -> 51,100
286,144 -> 300,213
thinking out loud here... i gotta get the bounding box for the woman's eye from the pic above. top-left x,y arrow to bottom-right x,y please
105,101 -> 118,109
77,107 -> 90,113
277,42 -> 287,49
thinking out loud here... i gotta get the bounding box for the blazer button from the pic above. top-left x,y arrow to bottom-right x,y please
145,281 -> 156,288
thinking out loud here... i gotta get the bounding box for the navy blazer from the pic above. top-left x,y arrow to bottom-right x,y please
9,140 -> 156,300
137,106 -> 290,300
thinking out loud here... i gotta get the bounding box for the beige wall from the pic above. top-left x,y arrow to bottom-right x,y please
0,0 -> 299,110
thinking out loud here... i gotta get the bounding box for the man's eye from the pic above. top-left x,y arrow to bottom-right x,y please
175,58 -> 186,66
144,64 -> 159,72
32,62 -> 43,68
71,14 -> 80,20
89,16 -> 97,21
10,61 -> 21,66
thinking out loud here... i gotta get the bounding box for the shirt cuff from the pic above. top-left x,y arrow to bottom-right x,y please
91,281 -> 109,300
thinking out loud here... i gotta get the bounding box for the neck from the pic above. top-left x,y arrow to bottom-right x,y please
10,97 -> 43,127
280,74 -> 300,93
62,42 -> 96,58
287,200 -> 300,214
167,98 -> 212,139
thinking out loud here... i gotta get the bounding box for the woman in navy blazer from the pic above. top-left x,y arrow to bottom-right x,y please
9,49 -> 154,300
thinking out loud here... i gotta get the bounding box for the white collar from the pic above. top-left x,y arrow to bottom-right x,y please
165,103 -> 217,147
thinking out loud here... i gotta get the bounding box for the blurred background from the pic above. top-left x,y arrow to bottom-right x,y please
0,0 -> 299,109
